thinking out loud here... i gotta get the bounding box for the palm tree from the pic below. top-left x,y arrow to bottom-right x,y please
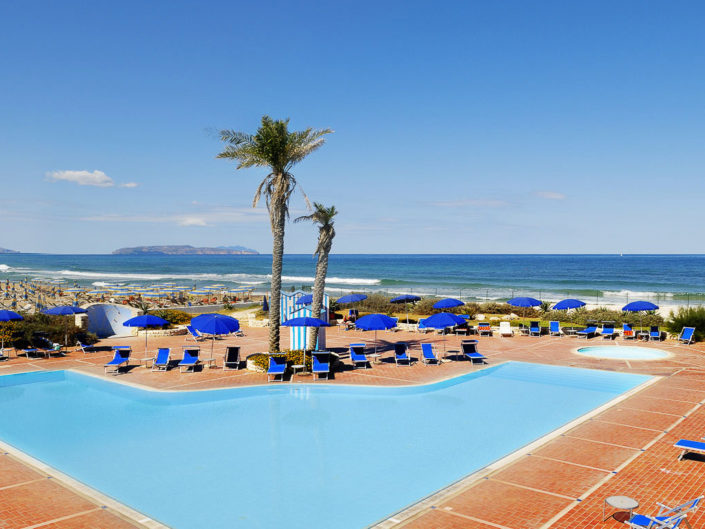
295,203 -> 338,350
217,116 -> 332,353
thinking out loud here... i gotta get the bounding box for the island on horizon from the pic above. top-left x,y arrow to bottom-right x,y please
112,245 -> 258,255
0,247 -> 19,254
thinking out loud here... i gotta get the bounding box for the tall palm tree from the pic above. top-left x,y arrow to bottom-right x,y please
295,203 -> 338,350
217,116 -> 332,353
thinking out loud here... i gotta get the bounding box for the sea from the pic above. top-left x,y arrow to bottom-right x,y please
0,254 -> 704,308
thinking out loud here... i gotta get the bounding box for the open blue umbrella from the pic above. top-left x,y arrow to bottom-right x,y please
390,294 -> 422,324
0,310 -> 23,352
282,317 -> 329,328
294,294 -> 313,305
622,301 -> 659,312
552,298 -> 586,311
43,305 -> 88,346
420,312 -> 467,354
433,298 -> 464,309
282,316 -> 329,368
191,313 -> 241,358
507,297 -> 541,308
124,314 -> 169,354
507,296 -> 542,318
355,313 -> 397,354
622,300 -> 659,333
337,293 -> 367,304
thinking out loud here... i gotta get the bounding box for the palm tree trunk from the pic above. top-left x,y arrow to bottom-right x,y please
308,245 -> 330,351
268,208 -> 286,353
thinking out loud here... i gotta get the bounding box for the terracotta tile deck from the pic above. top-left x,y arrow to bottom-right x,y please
2,327 -> 705,528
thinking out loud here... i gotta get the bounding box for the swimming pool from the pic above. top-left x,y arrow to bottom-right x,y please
576,345 -> 670,360
0,363 -> 650,529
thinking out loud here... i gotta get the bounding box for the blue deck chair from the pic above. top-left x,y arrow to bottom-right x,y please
104,348 -> 130,374
179,348 -> 200,372
421,343 -> 439,365
349,343 -> 369,369
223,346 -> 241,370
623,323 -> 635,340
650,325 -> 662,341
678,327 -> 695,345
461,340 -> 486,364
152,348 -> 170,371
267,355 -> 287,382
529,321 -> 541,337
477,322 -> 492,336
417,318 -> 433,334
626,496 -> 701,529
76,341 -> 97,354
601,323 -> 616,340
577,325 -> 597,339
186,325 -> 204,342
675,438 -> 705,461
549,321 -> 561,336
394,343 -> 411,366
312,351 -> 330,380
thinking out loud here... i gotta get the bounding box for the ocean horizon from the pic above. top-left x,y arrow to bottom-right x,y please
1,253 -> 704,308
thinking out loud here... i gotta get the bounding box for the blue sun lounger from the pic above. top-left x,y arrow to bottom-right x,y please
394,343 -> 412,366
312,351 -> 330,380
461,340 -> 486,364
650,325 -> 662,341
186,325 -> 204,342
601,323 -> 616,340
267,355 -> 287,382
678,327 -> 695,345
152,348 -> 170,371
421,343 -> 439,365
349,343 -> 369,369
104,348 -> 131,375
529,321 -> 541,337
623,323 -> 635,340
577,325 -> 597,338
626,496 -> 701,528
77,341 -> 98,354
549,321 -> 561,336
179,348 -> 200,372
675,438 -> 705,461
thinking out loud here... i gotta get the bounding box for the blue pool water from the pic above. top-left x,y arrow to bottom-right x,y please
0,363 -> 649,529
576,346 -> 670,360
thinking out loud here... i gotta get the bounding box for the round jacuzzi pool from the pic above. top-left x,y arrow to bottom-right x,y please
576,346 -> 669,360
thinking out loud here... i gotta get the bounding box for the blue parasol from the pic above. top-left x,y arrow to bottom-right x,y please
552,298 -> 586,310
123,314 -> 169,354
355,313 -> 397,354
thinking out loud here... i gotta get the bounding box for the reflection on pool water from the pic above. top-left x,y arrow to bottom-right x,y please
576,346 -> 669,360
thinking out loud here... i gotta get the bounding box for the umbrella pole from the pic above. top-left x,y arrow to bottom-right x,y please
145,327 -> 149,356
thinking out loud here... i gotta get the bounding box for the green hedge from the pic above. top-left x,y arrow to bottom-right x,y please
0,313 -> 97,349
249,350 -> 312,371
149,309 -> 192,325
666,307 -> 705,342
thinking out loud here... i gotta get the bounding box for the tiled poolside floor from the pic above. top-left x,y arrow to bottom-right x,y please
1,327 -> 704,528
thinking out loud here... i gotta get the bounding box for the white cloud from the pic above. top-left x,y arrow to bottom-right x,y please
178,217 -> 208,227
45,170 -> 139,189
46,170 -> 114,187
535,191 -> 566,200
431,199 -> 509,208
81,206 -> 267,227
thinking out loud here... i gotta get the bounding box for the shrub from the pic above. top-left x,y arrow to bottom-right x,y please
150,309 -> 191,325
666,307 -> 705,341
249,350 -> 312,371
0,313 -> 97,349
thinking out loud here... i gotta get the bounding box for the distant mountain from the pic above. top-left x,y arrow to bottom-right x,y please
113,245 -> 258,255
0,247 -> 19,254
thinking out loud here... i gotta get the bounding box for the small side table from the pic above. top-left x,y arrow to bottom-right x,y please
604,495 -> 638,523
290,364 -> 305,380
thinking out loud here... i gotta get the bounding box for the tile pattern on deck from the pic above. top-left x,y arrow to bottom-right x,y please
1,328 -> 705,528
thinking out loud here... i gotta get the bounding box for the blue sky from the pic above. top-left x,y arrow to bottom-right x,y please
1,0 -> 704,254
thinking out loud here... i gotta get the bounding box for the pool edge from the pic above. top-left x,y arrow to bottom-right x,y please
367,373 -> 661,529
